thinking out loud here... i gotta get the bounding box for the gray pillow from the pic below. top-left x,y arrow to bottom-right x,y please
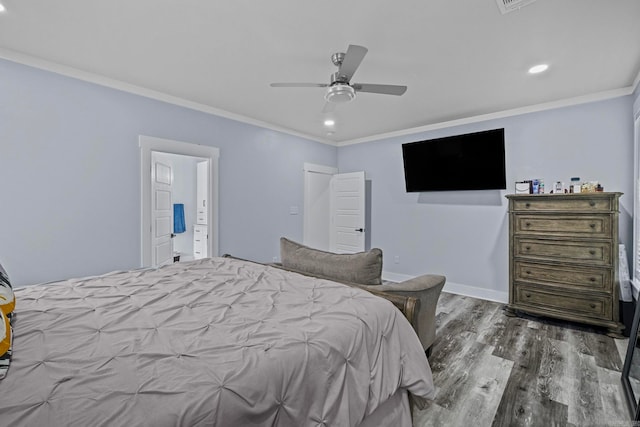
280,237 -> 383,285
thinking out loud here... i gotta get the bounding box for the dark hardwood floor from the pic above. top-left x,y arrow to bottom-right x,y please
413,292 -> 631,427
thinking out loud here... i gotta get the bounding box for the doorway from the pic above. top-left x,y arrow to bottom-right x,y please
303,163 -> 367,253
151,151 -> 208,264
140,135 -> 220,268
303,163 -> 337,251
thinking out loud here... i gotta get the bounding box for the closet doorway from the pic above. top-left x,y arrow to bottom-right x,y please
139,135 -> 220,268
303,163 -> 367,254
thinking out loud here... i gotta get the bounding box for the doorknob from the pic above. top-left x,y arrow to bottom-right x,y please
355,228 -> 364,232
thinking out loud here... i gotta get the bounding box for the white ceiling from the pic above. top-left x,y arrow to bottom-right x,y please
0,0 -> 639,145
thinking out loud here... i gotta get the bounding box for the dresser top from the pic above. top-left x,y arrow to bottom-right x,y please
505,192 -> 622,200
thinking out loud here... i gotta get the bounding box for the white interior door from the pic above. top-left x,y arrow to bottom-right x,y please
151,154 -> 174,266
330,171 -> 365,253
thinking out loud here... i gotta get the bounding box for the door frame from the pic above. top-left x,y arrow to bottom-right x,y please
140,135 -> 220,267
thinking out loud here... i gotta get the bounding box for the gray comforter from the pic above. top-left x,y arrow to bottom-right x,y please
0,257 -> 435,426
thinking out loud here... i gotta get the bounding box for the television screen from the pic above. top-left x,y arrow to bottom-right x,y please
402,128 -> 506,192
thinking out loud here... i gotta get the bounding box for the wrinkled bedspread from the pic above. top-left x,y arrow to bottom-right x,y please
0,257 -> 435,426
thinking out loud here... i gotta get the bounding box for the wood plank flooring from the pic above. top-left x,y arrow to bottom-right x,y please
413,292 -> 632,427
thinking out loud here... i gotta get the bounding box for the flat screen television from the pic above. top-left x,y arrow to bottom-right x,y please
401,128 -> 506,192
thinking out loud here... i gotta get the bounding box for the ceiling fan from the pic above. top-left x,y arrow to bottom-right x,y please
270,44 -> 407,112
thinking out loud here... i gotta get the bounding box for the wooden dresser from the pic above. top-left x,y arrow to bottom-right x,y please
506,192 -> 624,337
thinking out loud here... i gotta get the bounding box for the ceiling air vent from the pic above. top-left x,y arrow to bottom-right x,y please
496,0 -> 538,14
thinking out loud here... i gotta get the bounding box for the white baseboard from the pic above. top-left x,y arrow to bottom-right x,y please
381,271 -> 415,283
382,271 -> 509,304
443,281 -> 508,304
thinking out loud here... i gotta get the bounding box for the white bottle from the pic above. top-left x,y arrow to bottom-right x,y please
570,177 -> 581,193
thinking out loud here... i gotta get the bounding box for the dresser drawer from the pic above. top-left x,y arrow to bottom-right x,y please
514,238 -> 612,266
514,285 -> 612,320
514,261 -> 612,292
511,196 -> 614,212
513,215 -> 611,238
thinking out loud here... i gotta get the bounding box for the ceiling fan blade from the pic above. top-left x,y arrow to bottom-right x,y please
352,83 -> 407,96
338,45 -> 368,82
270,83 -> 328,88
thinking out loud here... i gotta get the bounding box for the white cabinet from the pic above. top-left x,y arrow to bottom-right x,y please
196,161 -> 208,225
193,162 -> 208,259
193,224 -> 208,259
196,209 -> 207,224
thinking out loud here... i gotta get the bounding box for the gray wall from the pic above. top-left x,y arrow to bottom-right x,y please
0,59 -> 337,287
338,96 -> 635,301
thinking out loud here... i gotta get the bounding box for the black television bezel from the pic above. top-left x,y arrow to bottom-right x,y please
401,128 -> 506,192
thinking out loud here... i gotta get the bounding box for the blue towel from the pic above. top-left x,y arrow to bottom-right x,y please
173,204 -> 186,234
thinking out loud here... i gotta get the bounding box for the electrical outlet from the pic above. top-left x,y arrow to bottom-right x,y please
394,256 -> 400,264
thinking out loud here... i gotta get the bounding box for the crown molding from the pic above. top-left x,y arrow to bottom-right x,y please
0,48 -> 337,146
338,86 -> 636,147
1,47 -> 634,149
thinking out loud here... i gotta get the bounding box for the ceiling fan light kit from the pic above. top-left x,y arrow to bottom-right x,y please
325,84 -> 356,103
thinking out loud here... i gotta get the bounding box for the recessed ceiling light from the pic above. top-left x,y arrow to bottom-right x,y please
528,64 -> 549,74
324,119 -> 335,127
0,3 -> 6,13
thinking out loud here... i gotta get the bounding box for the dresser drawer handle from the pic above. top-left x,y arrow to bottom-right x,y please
589,277 -> 596,282
525,293 -> 531,298
590,303 -> 596,309
589,223 -> 596,228
589,250 -> 596,255
525,246 -> 531,251
525,270 -> 532,275
589,201 -> 596,207
525,222 -> 531,227
525,203 -> 530,208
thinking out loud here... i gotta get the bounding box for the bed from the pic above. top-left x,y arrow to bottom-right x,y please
0,256 -> 435,426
